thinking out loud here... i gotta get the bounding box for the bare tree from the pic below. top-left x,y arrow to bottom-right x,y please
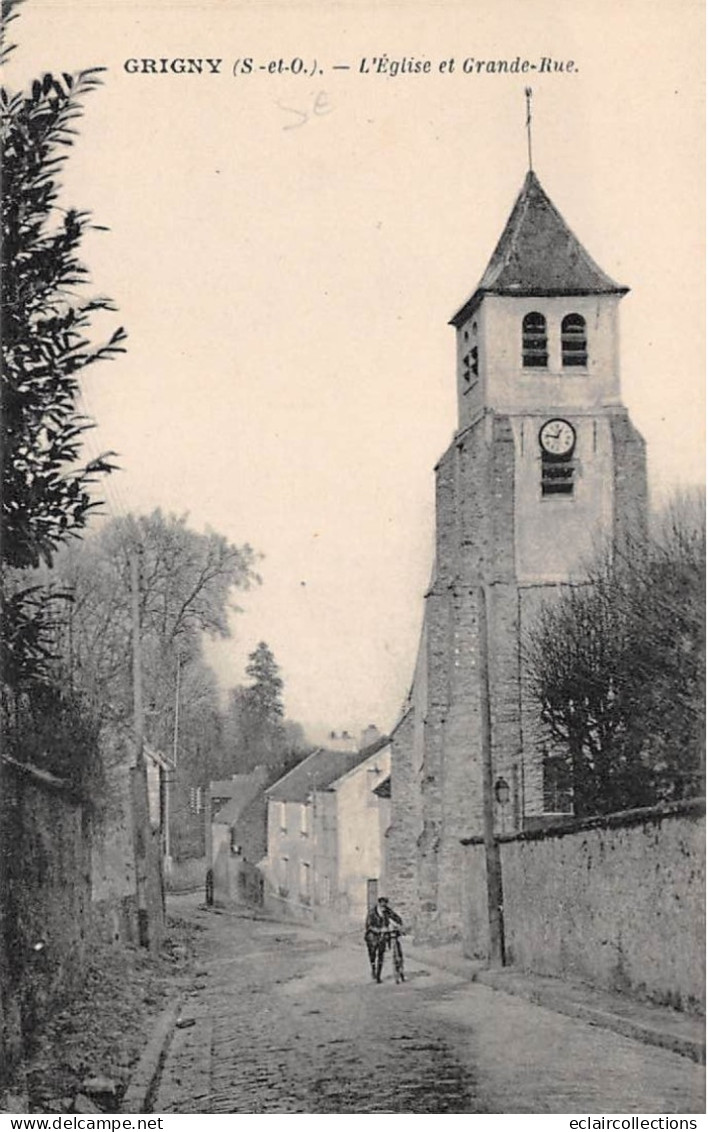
526,492 -> 705,817
49,511 -> 260,774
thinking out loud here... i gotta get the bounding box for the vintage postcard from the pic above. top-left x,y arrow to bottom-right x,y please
1,0 -> 704,1120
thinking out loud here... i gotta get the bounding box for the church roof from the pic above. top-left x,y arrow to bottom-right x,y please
450,171 -> 628,327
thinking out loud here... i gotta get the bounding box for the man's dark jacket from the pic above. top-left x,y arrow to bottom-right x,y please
364,904 -> 402,941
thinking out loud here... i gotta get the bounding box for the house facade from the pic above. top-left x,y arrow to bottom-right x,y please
263,738 -> 389,922
373,775 -> 391,896
209,767 -> 269,906
210,768 -> 269,863
263,748 -> 366,917
317,740 -> 390,923
386,169 -> 648,944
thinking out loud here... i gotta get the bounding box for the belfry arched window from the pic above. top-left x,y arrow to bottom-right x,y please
522,312 -> 548,368
561,313 -> 588,367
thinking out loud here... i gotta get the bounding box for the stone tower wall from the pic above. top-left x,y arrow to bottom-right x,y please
412,412 -> 526,940
389,305 -> 648,944
386,710 -> 419,925
610,409 -> 649,544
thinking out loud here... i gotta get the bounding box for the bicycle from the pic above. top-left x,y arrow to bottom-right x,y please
383,926 -> 406,983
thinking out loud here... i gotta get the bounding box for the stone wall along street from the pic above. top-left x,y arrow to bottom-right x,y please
462,799 -> 705,1012
0,763 -> 91,1088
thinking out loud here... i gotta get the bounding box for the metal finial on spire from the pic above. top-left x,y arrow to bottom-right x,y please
525,87 -> 533,171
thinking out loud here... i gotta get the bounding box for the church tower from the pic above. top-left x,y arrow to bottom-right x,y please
386,168 -> 647,945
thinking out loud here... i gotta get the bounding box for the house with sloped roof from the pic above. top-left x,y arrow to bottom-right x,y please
321,737 -> 390,922
263,747 -> 365,917
211,768 -> 269,862
263,735 -> 390,922
208,766 -> 269,906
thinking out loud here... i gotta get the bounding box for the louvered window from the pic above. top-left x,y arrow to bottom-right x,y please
541,458 -> 575,496
561,313 -> 588,367
522,312 -> 548,368
462,346 -> 478,385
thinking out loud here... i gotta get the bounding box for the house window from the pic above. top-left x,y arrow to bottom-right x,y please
279,855 -> 289,897
300,804 -> 309,837
522,312 -> 548,368
561,313 -> 588,367
299,861 -> 311,904
279,801 -> 287,833
543,755 -> 573,814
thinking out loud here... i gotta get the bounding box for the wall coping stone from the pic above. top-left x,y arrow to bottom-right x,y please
460,797 -> 705,846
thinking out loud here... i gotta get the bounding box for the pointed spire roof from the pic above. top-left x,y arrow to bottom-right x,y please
450,171 -> 628,327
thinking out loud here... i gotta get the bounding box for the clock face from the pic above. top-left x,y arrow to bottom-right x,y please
539,418 -> 576,457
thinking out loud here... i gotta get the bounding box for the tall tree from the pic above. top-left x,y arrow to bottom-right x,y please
0,5 -> 121,1085
223,642 -> 289,773
41,509 -> 261,855
51,510 -> 260,743
245,641 -> 284,723
1,69 -> 124,569
1,8 -> 125,687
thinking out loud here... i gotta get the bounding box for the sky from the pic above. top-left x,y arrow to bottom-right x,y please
6,0 -> 705,743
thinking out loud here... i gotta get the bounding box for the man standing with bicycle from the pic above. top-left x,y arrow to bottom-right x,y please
364,896 -> 403,983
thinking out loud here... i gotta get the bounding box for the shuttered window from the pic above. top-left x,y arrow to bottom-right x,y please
522,312 -> 548,368
561,313 -> 588,367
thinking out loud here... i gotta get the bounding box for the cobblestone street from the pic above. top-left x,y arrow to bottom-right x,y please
154,898 -> 704,1115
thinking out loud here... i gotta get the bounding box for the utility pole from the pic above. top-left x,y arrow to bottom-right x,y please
130,550 -> 151,948
478,583 -> 506,967
130,552 -> 144,755
164,653 -> 181,869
